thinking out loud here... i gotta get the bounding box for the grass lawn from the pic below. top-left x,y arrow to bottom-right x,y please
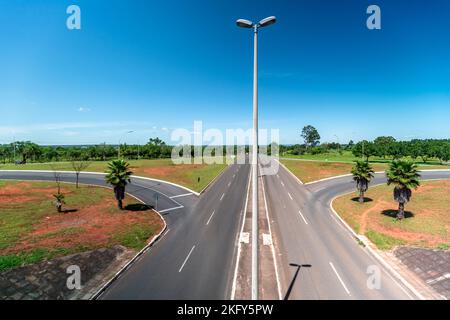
333,180 -> 450,250
282,150 -> 450,167
0,180 -> 164,271
0,158 -> 227,192
281,160 -> 388,183
281,158 -> 450,183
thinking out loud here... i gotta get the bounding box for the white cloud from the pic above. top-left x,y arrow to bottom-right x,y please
78,107 -> 91,112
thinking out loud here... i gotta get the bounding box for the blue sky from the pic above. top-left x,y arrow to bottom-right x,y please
1,0 -> 450,145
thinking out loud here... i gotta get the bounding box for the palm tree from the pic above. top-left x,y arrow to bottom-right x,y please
53,193 -> 65,213
351,160 -> 375,203
386,160 -> 420,220
105,159 -> 133,209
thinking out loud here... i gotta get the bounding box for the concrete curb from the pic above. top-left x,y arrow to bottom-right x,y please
90,194 -> 168,300
275,159 -> 304,185
230,168 -> 251,300
329,194 -> 426,300
301,169 -> 450,186
0,178 -> 169,300
260,167 -> 283,300
198,164 -> 230,195
0,170 -> 199,196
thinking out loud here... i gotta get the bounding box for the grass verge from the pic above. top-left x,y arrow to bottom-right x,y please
333,180 -> 450,250
281,158 -> 450,183
0,180 -> 163,271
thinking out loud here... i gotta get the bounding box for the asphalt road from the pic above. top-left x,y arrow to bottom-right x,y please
1,165 -> 448,300
0,165 -> 250,300
261,159 -> 450,300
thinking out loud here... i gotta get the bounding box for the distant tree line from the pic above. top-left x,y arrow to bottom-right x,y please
0,138 -> 173,164
0,137 -> 255,164
351,137 -> 450,163
277,125 -> 450,164
282,136 -> 450,163
1,133 -> 449,165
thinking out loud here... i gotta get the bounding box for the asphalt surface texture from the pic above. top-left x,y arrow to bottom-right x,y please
1,165 -> 449,300
0,165 -> 250,300
260,157 -> 450,300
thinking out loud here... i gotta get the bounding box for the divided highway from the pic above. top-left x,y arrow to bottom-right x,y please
1,164 -> 448,300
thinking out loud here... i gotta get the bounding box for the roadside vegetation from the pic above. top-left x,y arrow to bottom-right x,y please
2,129 -> 449,187
0,180 -> 163,271
386,161 -> 421,220
1,159 -> 226,192
351,160 -> 374,203
105,159 -> 133,210
333,179 -> 450,250
279,126 -> 450,183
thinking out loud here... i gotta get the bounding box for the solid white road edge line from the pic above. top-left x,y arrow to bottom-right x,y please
198,164 -> 230,194
170,193 -> 193,199
298,210 -> 309,225
260,170 -> 283,300
231,169 -> 252,300
0,170 -> 200,196
133,182 -> 184,207
329,193 -> 424,300
305,169 -> 450,186
179,245 -> 196,273
159,206 -> 184,213
329,262 -> 351,296
90,191 -> 168,300
275,158 -> 304,185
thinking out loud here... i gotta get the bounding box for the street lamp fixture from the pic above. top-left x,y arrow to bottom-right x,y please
236,15 -> 276,301
236,16 -> 276,29
236,19 -> 253,28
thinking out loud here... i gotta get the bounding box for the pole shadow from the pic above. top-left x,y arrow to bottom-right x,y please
284,263 -> 312,300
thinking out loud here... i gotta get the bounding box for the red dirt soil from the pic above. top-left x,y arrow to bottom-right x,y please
0,182 -> 164,255
138,164 -> 204,177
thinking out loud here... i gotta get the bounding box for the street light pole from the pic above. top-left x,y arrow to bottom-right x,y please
251,23 -> 259,302
236,15 -> 276,301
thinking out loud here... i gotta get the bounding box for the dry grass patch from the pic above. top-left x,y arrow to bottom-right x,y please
281,160 -> 386,183
333,180 -> 450,250
0,180 -> 164,270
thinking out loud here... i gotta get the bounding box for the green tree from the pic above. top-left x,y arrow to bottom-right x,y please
352,140 -> 376,162
351,160 -> 375,203
15,141 -> 41,163
408,141 -> 421,161
301,125 -> 320,148
386,161 -> 421,220
105,159 -> 133,210
374,136 -> 396,158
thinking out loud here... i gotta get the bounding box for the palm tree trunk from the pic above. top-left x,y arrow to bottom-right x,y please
359,190 -> 364,203
118,199 -> 123,210
397,202 -> 405,220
